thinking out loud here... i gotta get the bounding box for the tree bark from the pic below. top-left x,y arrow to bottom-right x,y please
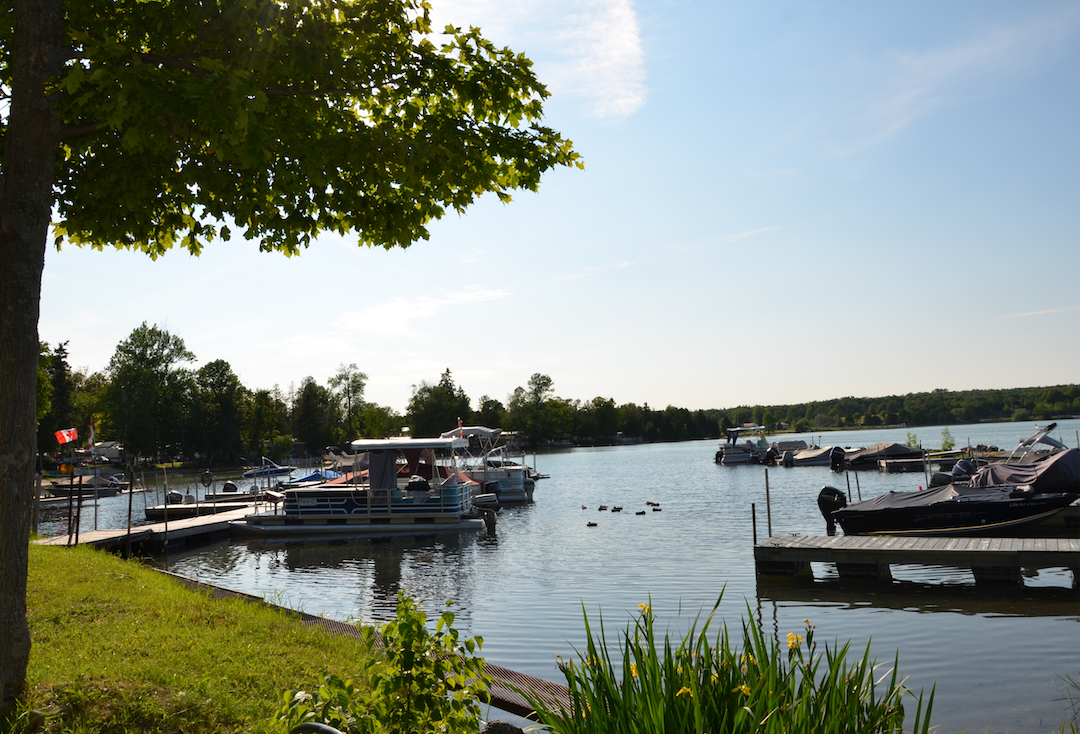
0,0 -> 63,710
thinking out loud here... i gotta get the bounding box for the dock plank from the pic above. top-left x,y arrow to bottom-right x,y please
755,535 -> 1080,581
35,506 -> 257,549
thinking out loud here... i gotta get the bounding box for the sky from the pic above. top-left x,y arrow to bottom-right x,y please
38,0 -> 1080,415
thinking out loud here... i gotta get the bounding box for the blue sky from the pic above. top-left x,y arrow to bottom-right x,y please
39,0 -> 1080,414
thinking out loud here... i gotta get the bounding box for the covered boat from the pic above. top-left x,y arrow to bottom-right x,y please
816,483 -> 1076,537
966,448 -> 1079,493
844,442 -> 924,468
784,445 -> 847,469
231,437 -> 493,537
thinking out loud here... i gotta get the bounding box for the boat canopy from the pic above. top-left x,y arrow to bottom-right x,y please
968,448 -> 1079,493
725,425 -> 765,443
440,426 -> 502,441
349,437 -> 468,451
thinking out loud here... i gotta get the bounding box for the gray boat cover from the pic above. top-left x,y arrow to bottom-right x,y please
967,448 -> 1079,493
792,446 -> 836,465
368,450 -> 399,490
845,442 -> 924,465
843,483 -> 984,512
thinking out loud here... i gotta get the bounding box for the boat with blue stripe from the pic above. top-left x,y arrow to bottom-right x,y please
230,437 -> 494,537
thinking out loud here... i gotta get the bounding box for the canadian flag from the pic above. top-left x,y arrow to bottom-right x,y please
55,427 -> 77,444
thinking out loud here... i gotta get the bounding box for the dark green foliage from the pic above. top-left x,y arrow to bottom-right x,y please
293,377 -> 338,455
277,591 -> 490,734
37,330 -> 1080,455
103,322 -> 196,461
406,369 -> 471,437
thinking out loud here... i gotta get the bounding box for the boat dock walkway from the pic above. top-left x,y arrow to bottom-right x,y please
754,534 -> 1080,584
36,505 -> 263,553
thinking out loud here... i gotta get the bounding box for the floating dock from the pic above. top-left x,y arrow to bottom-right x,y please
754,534 -> 1080,584
36,505 -> 257,553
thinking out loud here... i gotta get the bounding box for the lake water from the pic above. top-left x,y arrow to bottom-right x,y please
45,420 -> 1080,733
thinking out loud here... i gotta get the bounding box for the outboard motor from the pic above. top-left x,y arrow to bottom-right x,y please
952,459 -> 976,478
764,447 -> 779,466
166,489 -> 183,504
817,485 -> 847,535
222,480 -> 239,493
929,471 -> 953,488
781,450 -> 795,468
829,446 -> 846,472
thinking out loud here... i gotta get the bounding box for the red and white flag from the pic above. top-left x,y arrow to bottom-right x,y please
55,427 -> 77,444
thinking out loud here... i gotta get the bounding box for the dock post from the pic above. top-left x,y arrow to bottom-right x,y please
125,463 -> 134,559
764,469 -> 772,538
751,503 -> 757,545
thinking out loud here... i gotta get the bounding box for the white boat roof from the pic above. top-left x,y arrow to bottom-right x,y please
349,436 -> 468,451
440,426 -> 502,440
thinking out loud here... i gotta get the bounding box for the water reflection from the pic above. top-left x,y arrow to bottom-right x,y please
165,532 -> 487,628
757,574 -> 1079,617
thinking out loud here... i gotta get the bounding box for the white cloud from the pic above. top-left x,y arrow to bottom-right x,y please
431,0 -> 647,120
553,260 -> 632,282
1000,305 -> 1080,319
334,286 -> 513,335
835,5 -> 1080,155
681,226 -> 778,253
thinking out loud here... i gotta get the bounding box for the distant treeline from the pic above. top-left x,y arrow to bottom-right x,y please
36,323 -> 1078,464
714,385 -> 1080,436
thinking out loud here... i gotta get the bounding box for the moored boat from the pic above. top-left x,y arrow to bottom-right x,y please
46,473 -> 128,497
714,425 -> 768,465
440,426 -> 536,503
230,437 -> 493,537
843,442 -> 925,469
816,483 -> 1076,537
242,457 -> 297,478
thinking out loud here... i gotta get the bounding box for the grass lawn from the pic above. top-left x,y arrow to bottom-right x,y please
23,543 -> 375,733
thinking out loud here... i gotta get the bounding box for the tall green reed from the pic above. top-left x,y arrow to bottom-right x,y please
523,597 -> 936,734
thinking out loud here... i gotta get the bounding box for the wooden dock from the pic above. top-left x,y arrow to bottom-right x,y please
36,505 -> 258,553
754,534 -> 1080,584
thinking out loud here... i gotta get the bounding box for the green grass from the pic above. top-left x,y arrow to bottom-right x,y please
23,544 -> 376,733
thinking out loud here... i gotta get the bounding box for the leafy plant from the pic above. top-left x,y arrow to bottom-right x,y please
905,432 -> 920,449
940,427 -> 955,451
522,598 -> 936,734
277,591 -> 490,734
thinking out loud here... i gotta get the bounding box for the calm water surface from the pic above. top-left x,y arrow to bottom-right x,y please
69,421 -> 1080,733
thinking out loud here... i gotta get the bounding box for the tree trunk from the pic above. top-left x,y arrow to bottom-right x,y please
0,0 -> 63,710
